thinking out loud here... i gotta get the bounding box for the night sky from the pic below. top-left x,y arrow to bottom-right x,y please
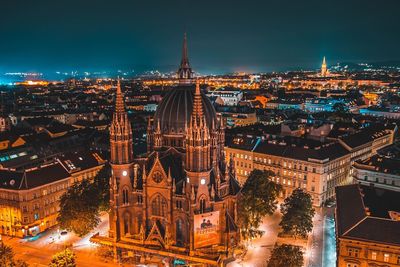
1,0 -> 399,74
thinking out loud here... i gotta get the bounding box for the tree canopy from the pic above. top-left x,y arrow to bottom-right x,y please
280,188 -> 315,238
267,244 -> 304,267
238,169 -> 282,240
0,241 -> 28,267
49,249 -> 76,267
57,164 -> 110,236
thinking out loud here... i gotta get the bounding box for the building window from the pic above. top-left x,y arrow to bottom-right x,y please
200,198 -> 206,213
151,194 -> 167,217
122,188 -> 129,205
384,253 -> 390,262
176,200 -> 182,209
371,251 -> 377,260
137,195 -> 143,204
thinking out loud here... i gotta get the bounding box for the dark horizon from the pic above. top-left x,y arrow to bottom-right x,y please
1,0 -> 400,74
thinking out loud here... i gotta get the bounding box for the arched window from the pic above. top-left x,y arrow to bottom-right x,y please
151,194 -> 167,217
199,196 -> 206,213
123,213 -> 130,235
176,218 -> 184,246
122,188 -> 129,205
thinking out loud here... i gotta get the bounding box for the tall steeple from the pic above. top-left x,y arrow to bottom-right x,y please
109,78 -> 135,242
185,80 -> 211,172
109,79 -> 133,164
177,33 -> 194,83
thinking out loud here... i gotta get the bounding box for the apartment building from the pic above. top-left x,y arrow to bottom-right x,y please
0,151 -> 105,237
226,136 -> 351,206
335,184 -> 400,267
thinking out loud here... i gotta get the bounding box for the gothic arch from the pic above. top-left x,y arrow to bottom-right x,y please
122,211 -> 132,235
150,193 -> 168,217
175,217 -> 186,246
198,194 -> 207,213
122,186 -> 130,205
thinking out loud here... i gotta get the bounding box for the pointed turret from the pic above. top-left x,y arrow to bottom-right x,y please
192,80 -> 203,118
115,79 -> 125,113
110,78 -> 133,164
185,79 -> 211,172
177,33 -> 194,82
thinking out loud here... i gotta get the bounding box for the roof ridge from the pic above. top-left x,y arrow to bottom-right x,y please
342,215 -> 367,236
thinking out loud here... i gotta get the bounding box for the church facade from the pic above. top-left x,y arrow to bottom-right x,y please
93,35 -> 241,266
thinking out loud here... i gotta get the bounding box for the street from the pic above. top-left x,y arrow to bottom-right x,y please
228,207 -> 336,267
4,213 -> 116,267
4,209 -> 336,267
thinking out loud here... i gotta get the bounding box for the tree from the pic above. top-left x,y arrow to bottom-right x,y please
280,188 -> 315,238
93,163 -> 111,212
267,244 -> 304,267
0,241 -> 14,267
0,241 -> 29,267
57,164 -> 110,236
58,179 -> 100,236
238,169 -> 282,240
49,249 -> 76,267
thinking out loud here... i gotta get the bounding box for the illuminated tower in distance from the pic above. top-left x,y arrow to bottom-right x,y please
321,56 -> 328,77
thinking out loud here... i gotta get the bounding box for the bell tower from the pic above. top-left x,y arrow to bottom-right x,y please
109,79 -> 135,241
185,80 -> 211,174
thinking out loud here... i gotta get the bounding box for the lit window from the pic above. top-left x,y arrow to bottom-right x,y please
122,188 -> 129,205
384,253 -> 390,262
371,251 -> 377,260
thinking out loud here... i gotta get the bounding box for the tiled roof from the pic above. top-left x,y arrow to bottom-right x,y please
0,163 -> 70,190
339,124 -> 393,149
254,141 -> 349,162
57,150 -> 105,173
335,184 -> 400,246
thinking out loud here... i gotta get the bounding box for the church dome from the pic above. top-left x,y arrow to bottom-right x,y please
154,84 -> 217,134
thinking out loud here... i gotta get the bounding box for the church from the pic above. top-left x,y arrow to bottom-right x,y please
93,34 -> 241,266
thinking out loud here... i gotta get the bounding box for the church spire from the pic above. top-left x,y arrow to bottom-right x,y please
115,78 -> 125,113
177,33 -> 194,82
181,33 -> 189,68
110,77 -> 133,164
